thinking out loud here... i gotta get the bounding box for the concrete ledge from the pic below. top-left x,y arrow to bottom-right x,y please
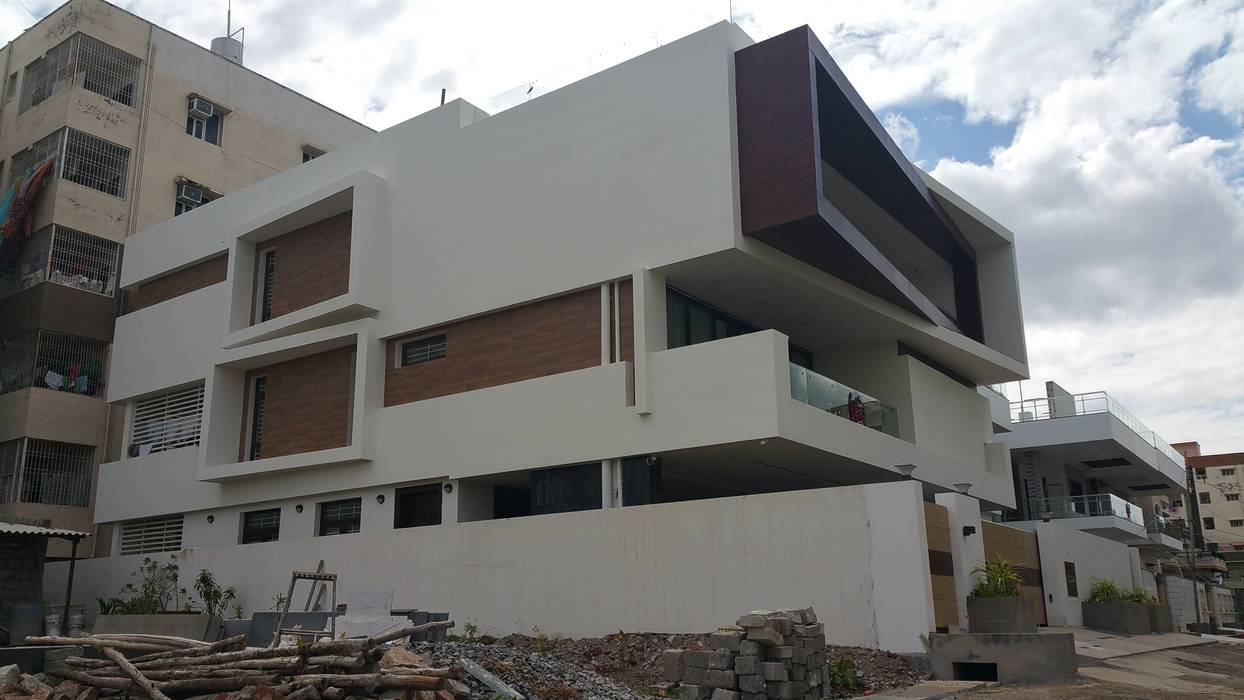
928,632 -> 1076,684
966,597 -> 1036,633
1082,602 -> 1150,636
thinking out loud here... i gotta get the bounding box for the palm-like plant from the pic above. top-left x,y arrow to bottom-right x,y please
971,558 -> 1023,598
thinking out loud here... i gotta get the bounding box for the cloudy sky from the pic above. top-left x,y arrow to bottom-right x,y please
4,0 -> 1243,453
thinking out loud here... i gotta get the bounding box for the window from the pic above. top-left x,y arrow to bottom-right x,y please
1204,517 -> 1216,531
246,376 -> 267,460
62,129 -> 130,197
9,129 -> 63,188
5,72 -> 15,99
119,514 -> 184,555
666,287 -> 812,368
399,334 -> 446,367
19,34 -> 140,112
302,145 -> 325,162
1064,561 -> 1078,598
1223,468 -> 1237,476
318,498 -> 361,536
173,181 -> 218,217
394,485 -> 442,529
185,98 -> 222,145
1172,499 -> 1183,508
1232,520 -> 1244,528
1196,468 -> 1207,479
1200,492 -> 1212,504
129,383 -> 205,456
0,438 -> 91,507
1229,494 -> 1241,502
0,329 -> 108,397
241,508 -> 281,544
257,249 -> 276,322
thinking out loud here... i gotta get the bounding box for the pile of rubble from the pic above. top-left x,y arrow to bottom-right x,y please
15,622 -> 467,700
662,609 -> 827,700
410,640 -> 643,700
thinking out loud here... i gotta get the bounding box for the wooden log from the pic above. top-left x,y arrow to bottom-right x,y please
91,635 -> 208,648
129,635 -> 248,664
25,637 -> 173,653
20,674 -> 55,700
320,687 -> 345,700
381,668 -> 451,678
366,621 -> 454,647
134,647 -> 300,670
60,658 -> 114,669
158,675 -> 279,694
305,656 -> 365,670
101,646 -> 173,700
43,667 -> 134,691
290,674 -> 444,691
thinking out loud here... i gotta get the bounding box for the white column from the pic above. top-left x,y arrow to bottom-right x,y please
600,459 -> 623,507
935,491 -> 986,632
441,479 -> 461,524
631,268 -> 666,415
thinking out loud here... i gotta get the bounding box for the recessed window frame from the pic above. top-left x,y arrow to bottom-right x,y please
393,484 -> 443,529
1223,468 -> 1236,476
245,374 -> 267,461
1231,519 -> 1244,528
1228,494 -> 1240,502
185,97 -> 223,146
1204,517 -> 1216,531
397,333 -> 447,368
1200,492 -> 1212,504
317,497 -> 361,536
240,508 -> 281,544
1064,561 -> 1078,598
255,247 -> 276,323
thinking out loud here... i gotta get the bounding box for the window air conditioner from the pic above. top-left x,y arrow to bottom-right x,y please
188,97 -> 215,119
176,183 -> 204,205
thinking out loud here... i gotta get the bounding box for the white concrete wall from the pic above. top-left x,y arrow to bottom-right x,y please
1032,522 -> 1142,627
50,482 -> 936,653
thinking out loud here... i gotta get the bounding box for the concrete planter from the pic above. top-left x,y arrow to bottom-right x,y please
92,614 -> 224,641
967,596 -> 1036,633
1081,602 -> 1151,636
1148,604 -> 1175,633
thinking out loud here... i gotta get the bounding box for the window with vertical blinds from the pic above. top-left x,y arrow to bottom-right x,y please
129,383 -> 204,456
118,514 -> 184,555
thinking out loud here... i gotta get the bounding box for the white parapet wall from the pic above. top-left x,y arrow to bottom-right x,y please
1027,521 -> 1145,627
47,481 -> 934,653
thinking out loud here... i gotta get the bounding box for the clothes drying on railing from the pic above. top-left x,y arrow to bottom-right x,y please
0,157 -> 57,274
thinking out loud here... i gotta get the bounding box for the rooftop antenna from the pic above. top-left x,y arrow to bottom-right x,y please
212,0 -> 245,64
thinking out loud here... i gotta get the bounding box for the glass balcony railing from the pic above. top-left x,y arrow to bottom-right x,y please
789,363 -> 900,437
1145,515 -> 1187,541
1009,391 -> 1185,468
1006,494 -> 1145,527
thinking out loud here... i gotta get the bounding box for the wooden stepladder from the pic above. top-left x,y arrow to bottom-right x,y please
269,569 -> 338,647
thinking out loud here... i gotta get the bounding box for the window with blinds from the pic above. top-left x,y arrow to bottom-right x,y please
118,514 -> 184,555
399,334 -> 447,367
129,384 -> 205,456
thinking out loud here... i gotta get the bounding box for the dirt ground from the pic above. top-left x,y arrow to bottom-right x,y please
958,641 -> 1244,700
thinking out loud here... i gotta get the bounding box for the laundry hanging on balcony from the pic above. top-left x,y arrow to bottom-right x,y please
0,157 -> 57,274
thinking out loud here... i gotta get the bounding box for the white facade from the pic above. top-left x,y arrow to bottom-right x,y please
67,22 -> 1031,647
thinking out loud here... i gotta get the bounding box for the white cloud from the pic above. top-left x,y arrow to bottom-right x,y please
881,112 -> 919,160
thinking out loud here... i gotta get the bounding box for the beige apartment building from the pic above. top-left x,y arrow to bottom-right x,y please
1171,442 -> 1244,552
0,0 -> 372,557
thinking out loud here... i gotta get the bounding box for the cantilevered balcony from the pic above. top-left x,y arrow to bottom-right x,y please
789,363 -> 899,437
1004,493 -> 1147,544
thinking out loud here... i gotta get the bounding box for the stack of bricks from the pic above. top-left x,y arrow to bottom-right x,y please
662,608 -> 827,700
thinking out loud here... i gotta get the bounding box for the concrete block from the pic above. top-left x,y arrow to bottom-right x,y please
705,670 -> 737,689
761,663 -> 788,682
710,629 -> 746,652
1149,605 -> 1175,633
685,650 -> 713,669
927,632 -> 1077,684
1,665 -> 19,692
739,640 -> 763,656
662,649 -> 686,682
738,675 -> 765,693
735,656 -> 762,675
1081,602 -> 1151,636
680,684 -> 712,700
765,681 -> 794,699
742,694 -> 766,700
966,597 -> 1037,634
685,666 -> 707,685
711,690 -> 740,700
709,650 -> 737,670
746,627 -> 784,646
738,614 -> 768,628
799,607 -> 817,624
790,665 -> 805,681
764,617 -> 793,635
793,624 -> 823,637
764,646 -> 794,660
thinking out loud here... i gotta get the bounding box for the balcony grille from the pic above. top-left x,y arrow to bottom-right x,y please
0,226 -> 121,299
118,514 -> 184,555
0,330 -> 108,397
19,33 -> 141,113
130,383 -> 205,456
9,128 -> 131,199
0,437 -> 93,507
9,130 -> 62,187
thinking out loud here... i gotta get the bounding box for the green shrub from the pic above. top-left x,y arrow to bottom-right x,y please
1088,579 -> 1123,603
1122,587 -> 1157,604
826,659 -> 861,692
971,558 -> 1023,598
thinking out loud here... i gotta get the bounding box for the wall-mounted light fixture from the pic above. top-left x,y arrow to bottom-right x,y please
295,504 -> 304,514
206,515 -> 215,524
953,483 -> 973,495
443,483 -> 454,494
962,525 -> 977,537
376,494 -> 386,504
895,464 -> 917,480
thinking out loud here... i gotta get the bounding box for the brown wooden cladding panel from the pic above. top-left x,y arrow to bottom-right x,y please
240,345 -> 354,461
130,254 -> 228,311
982,520 -> 1047,626
616,280 -> 634,363
924,502 -> 958,629
384,288 -> 603,407
252,211 -> 352,324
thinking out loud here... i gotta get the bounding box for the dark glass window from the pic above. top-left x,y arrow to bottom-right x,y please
247,376 -> 266,461
259,250 -> 276,322
1064,561 -> 1078,597
1200,492 -> 1212,504
241,508 -> 280,544
665,287 -> 812,368
394,485 -> 442,529
1203,517 -> 1216,531
400,334 -> 447,366
319,498 -> 361,536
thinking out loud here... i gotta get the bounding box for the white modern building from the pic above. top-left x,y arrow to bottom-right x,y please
47,23 -> 1032,652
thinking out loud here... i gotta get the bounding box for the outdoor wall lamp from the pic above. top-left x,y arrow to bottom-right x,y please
443,483 -> 454,494
295,504 -> 304,513
962,525 -> 977,537
376,494 -> 386,504
894,464 -> 917,480
953,482 -> 973,495
206,515 -> 214,524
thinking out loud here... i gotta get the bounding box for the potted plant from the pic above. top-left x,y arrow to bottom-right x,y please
92,556 -> 228,641
966,558 -> 1036,633
1082,580 -> 1170,634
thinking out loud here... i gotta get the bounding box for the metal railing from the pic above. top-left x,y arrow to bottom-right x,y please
789,363 -> 900,437
0,225 -> 121,299
20,32 -> 141,113
1009,391 -> 1185,468
0,330 -> 108,397
1146,515 -> 1187,541
0,437 -> 92,507
1008,494 -> 1145,527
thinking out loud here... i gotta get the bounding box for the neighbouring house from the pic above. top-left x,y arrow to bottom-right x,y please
44,23 -> 1032,652
0,0 -> 374,558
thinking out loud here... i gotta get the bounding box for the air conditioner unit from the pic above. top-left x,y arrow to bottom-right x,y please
188,97 -> 215,119
176,183 -> 203,205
